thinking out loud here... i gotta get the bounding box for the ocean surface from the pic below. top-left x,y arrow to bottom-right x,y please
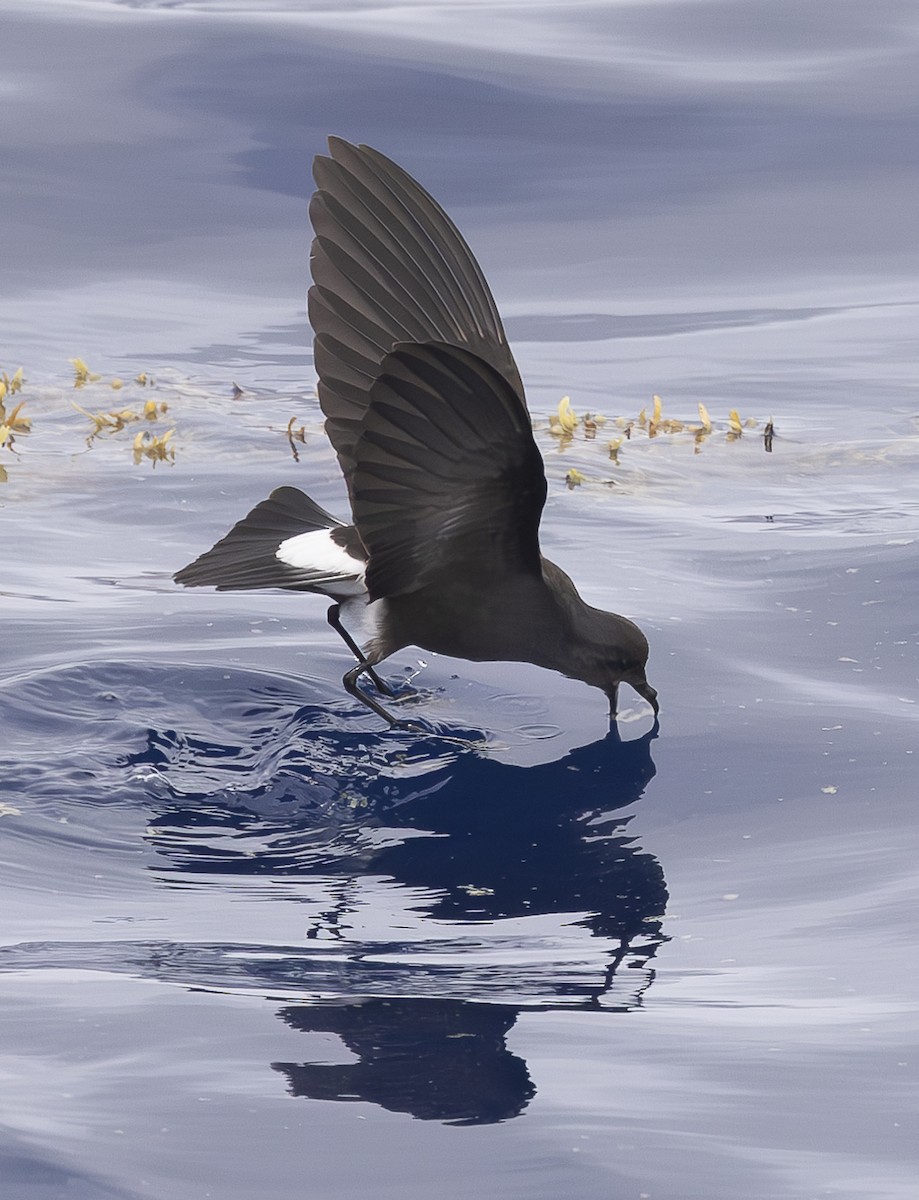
1,2 -> 917,1197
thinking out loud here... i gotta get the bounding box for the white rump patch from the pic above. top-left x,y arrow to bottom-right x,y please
276,529 -> 365,593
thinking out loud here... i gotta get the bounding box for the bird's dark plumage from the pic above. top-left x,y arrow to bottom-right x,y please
354,341 -> 546,600
175,138 -> 658,725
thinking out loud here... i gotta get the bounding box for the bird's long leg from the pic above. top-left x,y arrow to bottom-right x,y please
344,656 -> 470,745
326,603 -> 392,695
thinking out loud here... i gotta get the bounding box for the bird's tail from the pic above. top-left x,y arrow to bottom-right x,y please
174,486 -> 360,594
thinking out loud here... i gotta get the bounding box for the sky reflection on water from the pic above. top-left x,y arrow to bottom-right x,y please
3,0 -> 919,363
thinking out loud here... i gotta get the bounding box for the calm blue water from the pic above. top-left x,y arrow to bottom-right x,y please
2,2 -> 918,1198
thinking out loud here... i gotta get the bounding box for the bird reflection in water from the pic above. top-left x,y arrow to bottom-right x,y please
144,720 -> 665,1125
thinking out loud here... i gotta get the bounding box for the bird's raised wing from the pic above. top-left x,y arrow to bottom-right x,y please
308,137 -> 526,496
350,342 -> 546,601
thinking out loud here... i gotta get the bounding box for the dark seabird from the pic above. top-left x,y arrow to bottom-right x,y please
175,138 -> 658,726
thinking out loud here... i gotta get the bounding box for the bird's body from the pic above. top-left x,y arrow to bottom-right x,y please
176,139 -> 658,725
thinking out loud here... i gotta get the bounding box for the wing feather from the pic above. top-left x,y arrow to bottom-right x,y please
308,138 -> 525,495
350,343 -> 546,600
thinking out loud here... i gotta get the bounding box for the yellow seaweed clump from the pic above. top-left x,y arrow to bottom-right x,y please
70,358 -> 103,387
549,395 -> 580,439
72,400 -> 140,437
0,367 -> 24,401
0,368 -> 30,483
133,428 -> 176,467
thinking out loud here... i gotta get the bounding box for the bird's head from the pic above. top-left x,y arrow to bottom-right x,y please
536,561 -> 659,720
578,608 -> 659,718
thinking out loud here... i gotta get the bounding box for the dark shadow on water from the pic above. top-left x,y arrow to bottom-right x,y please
274,998 -> 532,1126
138,685 -> 666,1124
0,661 -> 666,1125
269,724 -> 663,1123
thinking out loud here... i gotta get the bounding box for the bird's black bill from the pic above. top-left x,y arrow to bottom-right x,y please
607,679 -> 660,720
633,680 -> 660,715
